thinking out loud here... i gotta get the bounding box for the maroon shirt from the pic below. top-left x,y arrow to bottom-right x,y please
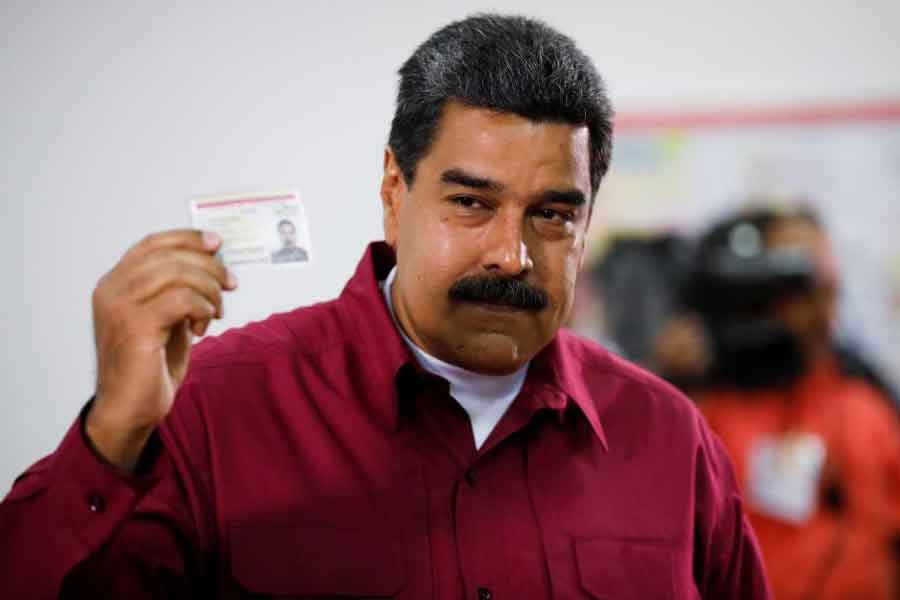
1,242 -> 770,599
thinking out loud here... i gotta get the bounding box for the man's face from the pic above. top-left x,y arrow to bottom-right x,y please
766,220 -> 839,358
381,101 -> 593,375
278,222 -> 297,247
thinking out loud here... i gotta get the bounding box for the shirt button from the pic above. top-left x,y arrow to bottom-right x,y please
87,493 -> 106,514
464,468 -> 477,487
478,587 -> 492,600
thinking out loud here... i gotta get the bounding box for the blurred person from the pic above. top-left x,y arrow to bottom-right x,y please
654,206 -> 898,401
588,234 -> 694,364
663,206 -> 900,600
0,15 -> 771,599
270,218 -> 309,263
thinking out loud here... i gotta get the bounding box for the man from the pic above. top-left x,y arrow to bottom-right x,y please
271,218 -> 309,263
0,14 -> 770,598
691,207 -> 900,600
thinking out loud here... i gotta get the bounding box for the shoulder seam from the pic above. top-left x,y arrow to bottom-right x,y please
190,334 -> 347,371
190,300 -> 349,370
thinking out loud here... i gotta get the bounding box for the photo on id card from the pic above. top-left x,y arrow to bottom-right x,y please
187,190 -> 312,269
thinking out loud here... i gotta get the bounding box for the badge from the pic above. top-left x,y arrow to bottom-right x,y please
746,432 -> 826,524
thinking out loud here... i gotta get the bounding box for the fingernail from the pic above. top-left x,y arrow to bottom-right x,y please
226,269 -> 238,289
202,231 -> 221,249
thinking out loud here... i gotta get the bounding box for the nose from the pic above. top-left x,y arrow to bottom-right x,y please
482,214 -> 534,276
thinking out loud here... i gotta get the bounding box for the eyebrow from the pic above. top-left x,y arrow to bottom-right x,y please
440,167 -> 587,207
440,168 -> 506,193
537,189 -> 586,207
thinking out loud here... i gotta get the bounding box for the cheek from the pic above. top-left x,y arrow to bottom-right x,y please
557,259 -> 581,317
774,300 -> 812,330
425,221 -> 459,267
538,243 -> 582,318
400,211 -> 472,297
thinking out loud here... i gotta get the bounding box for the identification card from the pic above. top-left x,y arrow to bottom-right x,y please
188,190 -> 312,268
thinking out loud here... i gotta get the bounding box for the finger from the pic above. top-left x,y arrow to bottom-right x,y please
191,318 -> 210,337
115,247 -> 235,300
145,288 -> 217,332
184,248 -> 236,291
125,229 -> 222,262
138,247 -> 233,290
166,319 -> 195,383
130,262 -> 226,317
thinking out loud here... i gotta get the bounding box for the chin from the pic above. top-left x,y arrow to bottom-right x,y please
451,332 -> 535,375
467,359 -> 523,376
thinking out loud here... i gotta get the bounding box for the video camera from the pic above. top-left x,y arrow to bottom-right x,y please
683,216 -> 818,389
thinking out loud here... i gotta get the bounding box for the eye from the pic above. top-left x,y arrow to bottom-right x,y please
452,195 -> 486,209
535,208 -> 573,223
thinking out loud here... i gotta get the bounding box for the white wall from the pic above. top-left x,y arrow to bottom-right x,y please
3,0 -> 899,489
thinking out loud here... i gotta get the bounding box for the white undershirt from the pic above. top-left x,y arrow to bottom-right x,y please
381,267 -> 528,450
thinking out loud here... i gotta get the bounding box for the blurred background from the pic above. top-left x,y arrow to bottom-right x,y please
571,111 -> 900,396
2,2 -> 900,595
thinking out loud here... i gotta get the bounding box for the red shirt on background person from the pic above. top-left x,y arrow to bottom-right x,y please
697,210 -> 900,599
701,358 -> 900,600
0,14 -> 771,598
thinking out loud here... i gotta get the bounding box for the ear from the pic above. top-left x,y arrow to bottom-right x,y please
380,147 -> 408,248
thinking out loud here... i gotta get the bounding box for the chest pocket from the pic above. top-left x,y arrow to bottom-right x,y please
229,523 -> 406,599
575,537 -> 695,600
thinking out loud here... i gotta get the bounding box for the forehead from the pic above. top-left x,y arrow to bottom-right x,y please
765,220 -> 826,256
766,220 -> 836,280
419,101 -> 591,194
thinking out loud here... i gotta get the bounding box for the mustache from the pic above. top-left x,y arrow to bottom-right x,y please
448,276 -> 549,311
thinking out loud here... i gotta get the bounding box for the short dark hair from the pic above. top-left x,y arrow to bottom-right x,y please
388,14 -> 614,197
277,219 -> 295,231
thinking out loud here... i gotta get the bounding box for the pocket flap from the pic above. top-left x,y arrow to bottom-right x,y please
574,537 -> 677,600
229,523 -> 405,597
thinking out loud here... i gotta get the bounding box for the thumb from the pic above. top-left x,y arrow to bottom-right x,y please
166,319 -> 194,385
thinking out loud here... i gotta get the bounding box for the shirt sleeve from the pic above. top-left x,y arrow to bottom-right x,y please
855,384 -> 900,531
0,398 -> 212,599
693,415 -> 774,599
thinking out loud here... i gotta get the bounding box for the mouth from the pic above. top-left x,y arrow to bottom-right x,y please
462,300 -> 535,313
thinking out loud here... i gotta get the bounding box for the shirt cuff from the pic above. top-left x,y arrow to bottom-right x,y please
51,398 -> 162,551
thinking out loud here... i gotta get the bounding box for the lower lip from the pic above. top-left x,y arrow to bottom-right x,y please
466,302 -> 531,313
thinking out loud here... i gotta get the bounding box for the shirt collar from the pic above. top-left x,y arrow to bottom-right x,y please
336,242 -> 416,430
336,241 -> 608,450
523,333 -> 609,451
